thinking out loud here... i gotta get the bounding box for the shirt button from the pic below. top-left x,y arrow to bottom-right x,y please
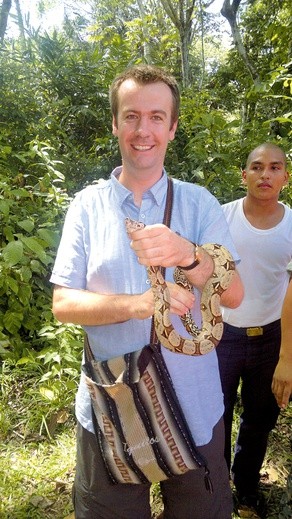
146,279 -> 150,285
141,214 -> 145,219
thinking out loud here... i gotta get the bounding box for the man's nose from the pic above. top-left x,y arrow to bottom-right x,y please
135,118 -> 150,136
260,167 -> 270,178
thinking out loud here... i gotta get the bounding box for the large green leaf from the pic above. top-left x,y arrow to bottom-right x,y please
18,284 -> 32,305
37,228 -> 60,248
0,200 -> 10,216
2,241 -> 24,267
6,276 -> 19,294
3,311 -> 23,334
17,220 -> 35,232
21,237 -> 48,263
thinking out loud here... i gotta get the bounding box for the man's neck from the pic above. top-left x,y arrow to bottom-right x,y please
118,168 -> 163,206
243,195 -> 284,229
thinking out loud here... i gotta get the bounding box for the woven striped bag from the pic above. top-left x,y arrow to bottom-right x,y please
83,337 -> 212,487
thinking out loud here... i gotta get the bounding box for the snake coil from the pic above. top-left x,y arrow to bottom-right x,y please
125,218 -> 235,355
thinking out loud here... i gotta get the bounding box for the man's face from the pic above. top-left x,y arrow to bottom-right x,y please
112,79 -> 177,177
242,146 -> 289,201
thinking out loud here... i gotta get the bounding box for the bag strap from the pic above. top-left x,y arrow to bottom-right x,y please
84,333 -> 93,362
84,177 -> 174,361
150,177 -> 173,344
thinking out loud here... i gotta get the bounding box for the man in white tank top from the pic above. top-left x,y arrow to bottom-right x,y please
217,143 -> 292,518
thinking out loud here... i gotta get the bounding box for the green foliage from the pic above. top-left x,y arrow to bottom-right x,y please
0,323 -> 82,441
0,136 -> 85,435
212,0 -> 292,156
168,93 -> 245,203
0,136 -> 86,438
0,140 -> 69,358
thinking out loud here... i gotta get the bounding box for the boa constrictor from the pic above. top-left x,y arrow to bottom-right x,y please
125,218 -> 235,356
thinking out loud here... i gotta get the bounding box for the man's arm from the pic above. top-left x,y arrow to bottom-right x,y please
52,280 -> 196,326
52,286 -> 153,325
128,223 -> 244,309
272,282 -> 292,409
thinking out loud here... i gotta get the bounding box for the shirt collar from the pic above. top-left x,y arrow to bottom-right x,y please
111,166 -> 168,208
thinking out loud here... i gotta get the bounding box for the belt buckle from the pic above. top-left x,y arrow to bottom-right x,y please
246,327 -> 263,336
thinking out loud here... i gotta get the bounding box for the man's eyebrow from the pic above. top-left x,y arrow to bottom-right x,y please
249,161 -> 263,167
250,160 -> 284,166
123,109 -> 167,116
150,109 -> 167,115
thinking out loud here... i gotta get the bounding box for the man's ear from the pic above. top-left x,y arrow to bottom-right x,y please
241,169 -> 247,184
283,170 -> 289,186
169,119 -> 178,141
112,116 -> 118,136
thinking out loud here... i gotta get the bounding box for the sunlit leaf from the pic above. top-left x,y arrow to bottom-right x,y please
2,241 -> 23,267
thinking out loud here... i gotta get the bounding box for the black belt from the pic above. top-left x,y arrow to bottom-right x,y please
224,320 -> 280,337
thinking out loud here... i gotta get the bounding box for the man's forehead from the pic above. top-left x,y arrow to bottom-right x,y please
117,80 -> 173,114
249,148 -> 285,165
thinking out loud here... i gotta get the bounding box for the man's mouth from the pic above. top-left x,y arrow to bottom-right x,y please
258,182 -> 271,188
132,145 -> 153,151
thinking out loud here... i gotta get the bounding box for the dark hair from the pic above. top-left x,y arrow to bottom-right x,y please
246,143 -> 287,169
109,64 -> 180,127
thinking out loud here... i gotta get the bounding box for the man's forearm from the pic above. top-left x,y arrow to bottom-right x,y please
183,247 -> 244,309
279,282 -> 292,362
52,285 -> 154,325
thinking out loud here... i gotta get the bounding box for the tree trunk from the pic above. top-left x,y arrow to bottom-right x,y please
221,0 -> 260,84
0,0 -> 12,43
198,0 -> 205,89
160,0 -> 196,88
137,0 -> 151,63
180,28 -> 190,87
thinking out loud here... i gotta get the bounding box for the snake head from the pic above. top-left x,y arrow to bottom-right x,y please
125,217 -> 146,235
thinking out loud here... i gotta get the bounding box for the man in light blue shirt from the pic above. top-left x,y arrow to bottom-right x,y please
50,64 -> 243,519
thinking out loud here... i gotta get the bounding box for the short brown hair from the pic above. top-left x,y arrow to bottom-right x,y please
109,64 -> 180,127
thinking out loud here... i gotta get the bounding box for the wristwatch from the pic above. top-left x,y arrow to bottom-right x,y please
178,244 -> 200,270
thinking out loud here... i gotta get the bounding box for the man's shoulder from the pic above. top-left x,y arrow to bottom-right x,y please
222,197 -> 243,212
171,177 -> 215,200
74,178 -> 110,199
282,203 -> 292,231
282,202 -> 292,215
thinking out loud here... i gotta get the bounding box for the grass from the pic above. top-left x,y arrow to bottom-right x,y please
0,363 -> 291,519
0,430 -> 76,519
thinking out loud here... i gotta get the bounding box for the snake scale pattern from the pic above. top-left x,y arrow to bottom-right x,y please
125,218 -> 235,355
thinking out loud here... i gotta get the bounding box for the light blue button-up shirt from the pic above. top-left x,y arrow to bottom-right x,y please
50,167 -> 239,446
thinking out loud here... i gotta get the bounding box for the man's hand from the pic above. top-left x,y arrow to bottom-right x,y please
272,359 -> 292,409
166,281 -> 195,316
128,223 -> 194,268
125,281 -> 195,321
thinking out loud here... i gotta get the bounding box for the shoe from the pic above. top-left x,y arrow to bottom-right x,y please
235,492 -> 267,518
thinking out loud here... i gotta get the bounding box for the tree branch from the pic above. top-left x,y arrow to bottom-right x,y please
0,0 -> 12,44
221,0 -> 260,83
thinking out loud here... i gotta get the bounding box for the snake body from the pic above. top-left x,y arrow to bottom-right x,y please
125,218 -> 235,356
